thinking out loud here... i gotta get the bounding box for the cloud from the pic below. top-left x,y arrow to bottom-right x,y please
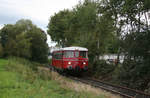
0,0 -> 81,46
0,0 -> 80,28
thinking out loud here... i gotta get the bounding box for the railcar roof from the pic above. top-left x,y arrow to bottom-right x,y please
62,46 -> 88,51
53,46 -> 88,52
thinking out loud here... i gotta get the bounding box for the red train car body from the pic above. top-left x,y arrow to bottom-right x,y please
51,46 -> 88,72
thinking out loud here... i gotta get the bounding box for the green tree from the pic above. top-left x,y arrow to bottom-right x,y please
0,19 -> 48,63
4,38 -> 17,57
15,33 -> 31,59
0,43 -> 3,57
48,0 -> 116,54
47,0 -> 117,75
0,24 -> 15,48
27,28 -> 48,63
106,0 -> 150,90
47,10 -> 74,47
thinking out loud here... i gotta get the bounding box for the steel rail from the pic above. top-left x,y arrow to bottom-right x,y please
87,78 -> 150,98
69,76 -> 150,98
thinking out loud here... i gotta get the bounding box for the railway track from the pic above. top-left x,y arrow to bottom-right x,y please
68,76 -> 150,98
45,65 -> 150,98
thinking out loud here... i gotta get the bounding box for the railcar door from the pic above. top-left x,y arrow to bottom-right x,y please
56,51 -> 63,68
52,52 -> 56,67
59,51 -> 63,69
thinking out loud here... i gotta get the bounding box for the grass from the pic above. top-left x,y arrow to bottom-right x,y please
0,58 -> 120,98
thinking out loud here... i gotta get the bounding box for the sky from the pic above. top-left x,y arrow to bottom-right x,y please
0,0 -> 81,46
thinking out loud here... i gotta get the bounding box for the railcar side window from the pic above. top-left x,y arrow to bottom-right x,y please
80,51 -> 87,58
52,52 -> 62,59
64,51 -> 74,58
57,52 -> 62,59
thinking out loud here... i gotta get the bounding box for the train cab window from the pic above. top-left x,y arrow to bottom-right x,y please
75,51 -> 79,57
80,51 -> 87,58
64,51 -> 74,58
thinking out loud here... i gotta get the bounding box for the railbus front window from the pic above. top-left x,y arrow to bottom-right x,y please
64,51 -> 74,58
80,51 -> 87,58
75,51 -> 79,58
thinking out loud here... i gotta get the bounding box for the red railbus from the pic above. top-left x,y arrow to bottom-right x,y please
51,46 -> 88,72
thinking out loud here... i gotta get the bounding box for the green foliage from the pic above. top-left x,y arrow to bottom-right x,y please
0,24 -> 15,48
48,10 -> 75,47
0,43 -> 3,57
15,33 -> 31,58
48,0 -> 117,57
27,28 -> 48,63
0,19 -> 48,63
118,59 -> 150,90
107,0 -> 150,90
4,39 -> 17,56
118,30 -> 150,90
92,60 -> 115,78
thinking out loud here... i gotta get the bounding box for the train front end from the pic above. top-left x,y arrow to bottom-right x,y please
63,47 -> 88,72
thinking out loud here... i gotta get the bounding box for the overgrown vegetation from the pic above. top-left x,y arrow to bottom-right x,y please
47,0 -> 150,92
0,58 -> 120,98
107,0 -> 150,91
0,19 -> 48,63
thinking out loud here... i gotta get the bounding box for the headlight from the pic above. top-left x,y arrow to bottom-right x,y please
83,62 -> 86,65
68,62 -> 71,64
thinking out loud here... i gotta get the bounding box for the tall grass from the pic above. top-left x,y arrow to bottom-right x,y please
6,57 -> 52,82
1,57 -> 120,98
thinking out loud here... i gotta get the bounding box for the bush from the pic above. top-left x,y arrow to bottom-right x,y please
118,58 -> 150,90
91,60 -> 115,79
6,57 -> 51,82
